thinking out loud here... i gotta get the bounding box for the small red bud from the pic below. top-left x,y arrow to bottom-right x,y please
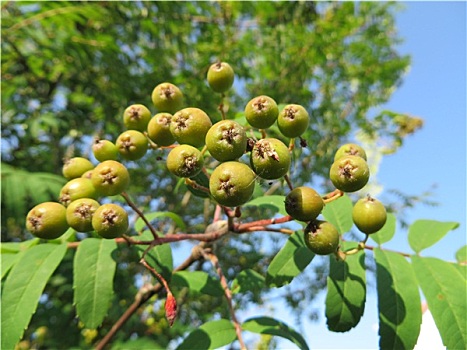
165,292 -> 177,327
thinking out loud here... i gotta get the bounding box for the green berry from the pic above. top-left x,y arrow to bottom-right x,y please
123,104 -> 152,131
205,120 -> 247,161
209,161 -> 256,207
334,143 -> 367,161
92,139 -> 118,162
151,82 -> 184,113
352,196 -> 387,234
329,155 -> 370,192
147,113 -> 175,146
277,104 -> 309,138
26,202 -> 69,239
304,220 -> 340,255
92,203 -> 128,239
91,160 -> 130,196
62,157 -> 94,180
207,62 -> 235,93
245,95 -> 279,129
166,144 -> 204,178
285,186 -> 324,222
66,198 -> 100,232
170,107 -> 212,148
116,130 -> 148,161
250,138 -> 291,180
59,178 -> 98,207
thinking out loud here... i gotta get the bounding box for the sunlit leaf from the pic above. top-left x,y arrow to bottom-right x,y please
177,319 -> 236,350
408,220 -> 459,253
370,213 -> 396,245
171,271 -> 224,297
231,269 -> 265,294
322,195 -> 353,234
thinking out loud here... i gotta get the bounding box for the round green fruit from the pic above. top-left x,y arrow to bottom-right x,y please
91,160 -> 130,196
352,196 -> 387,234
304,220 -> 340,255
277,104 -> 309,138
62,157 -> 94,180
59,178 -> 98,207
170,107 -> 212,147
123,104 -> 152,131
26,202 -> 69,239
285,186 -> 324,222
66,198 -> 100,232
81,170 -> 93,179
166,144 -> 204,178
329,155 -> 370,192
207,62 -> 235,93
151,82 -> 184,113
92,203 -> 128,239
334,143 -> 367,161
245,95 -> 279,129
250,138 -> 291,180
116,130 -> 148,161
209,161 -> 256,207
92,139 -> 118,162
147,113 -> 175,146
205,120 -> 247,161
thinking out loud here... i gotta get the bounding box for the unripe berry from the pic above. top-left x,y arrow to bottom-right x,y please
209,161 -> 256,207
285,186 -> 324,222
250,138 -> 291,180
277,104 -> 310,138
92,139 -> 118,162
166,144 -> 204,178
62,157 -> 94,180
245,95 -> 279,129
59,178 -> 98,207
334,143 -> 367,161
151,82 -> 184,113
147,113 -> 175,146
91,160 -> 130,196
26,202 -> 69,239
207,62 -> 235,93
304,220 -> 340,255
352,196 -> 387,234
205,120 -> 247,161
92,203 -> 128,239
66,198 -> 100,232
170,107 -> 212,148
116,130 -> 148,161
329,155 -> 370,192
123,104 -> 152,131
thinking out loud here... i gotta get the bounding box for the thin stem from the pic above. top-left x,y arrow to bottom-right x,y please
288,138 -> 295,151
235,215 -> 293,232
121,192 -> 158,240
322,189 -> 344,204
284,174 -> 294,191
218,93 -> 227,120
185,178 -> 210,195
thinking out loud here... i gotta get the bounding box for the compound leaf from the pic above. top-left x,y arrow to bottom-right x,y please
177,319 -> 236,350
1,243 -> 67,350
322,195 -> 353,234
374,248 -> 421,350
73,238 -> 117,329
370,213 -> 396,245
326,241 -> 366,332
242,316 -> 309,350
171,271 -> 224,297
411,256 -> 466,349
408,220 -> 459,253
266,231 -> 314,287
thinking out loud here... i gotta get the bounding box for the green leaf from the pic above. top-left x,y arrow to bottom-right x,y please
408,220 -> 459,253
134,211 -> 186,232
1,253 -> 22,280
1,243 -> 67,350
369,213 -> 396,245
177,319 -> 236,350
73,238 -> 117,329
266,231 -> 314,287
411,256 -> 466,349
231,269 -> 265,294
242,316 -> 309,350
322,195 -> 353,234
111,337 -> 163,350
244,195 -> 288,216
326,241 -> 366,332
455,245 -> 467,264
374,248 -> 421,350
134,231 -> 173,281
171,271 -> 224,297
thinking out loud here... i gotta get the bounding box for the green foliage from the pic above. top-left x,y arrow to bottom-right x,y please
408,220 -> 460,253
176,319 -> 237,350
322,195 -> 354,234
370,213 -> 397,245
171,271 -> 224,297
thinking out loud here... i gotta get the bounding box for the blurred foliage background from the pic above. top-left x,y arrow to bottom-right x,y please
1,1 -> 423,349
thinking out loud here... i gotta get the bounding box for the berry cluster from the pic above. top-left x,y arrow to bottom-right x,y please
25,61 -> 387,259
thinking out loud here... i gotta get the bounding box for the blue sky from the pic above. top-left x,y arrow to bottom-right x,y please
277,2 -> 466,349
